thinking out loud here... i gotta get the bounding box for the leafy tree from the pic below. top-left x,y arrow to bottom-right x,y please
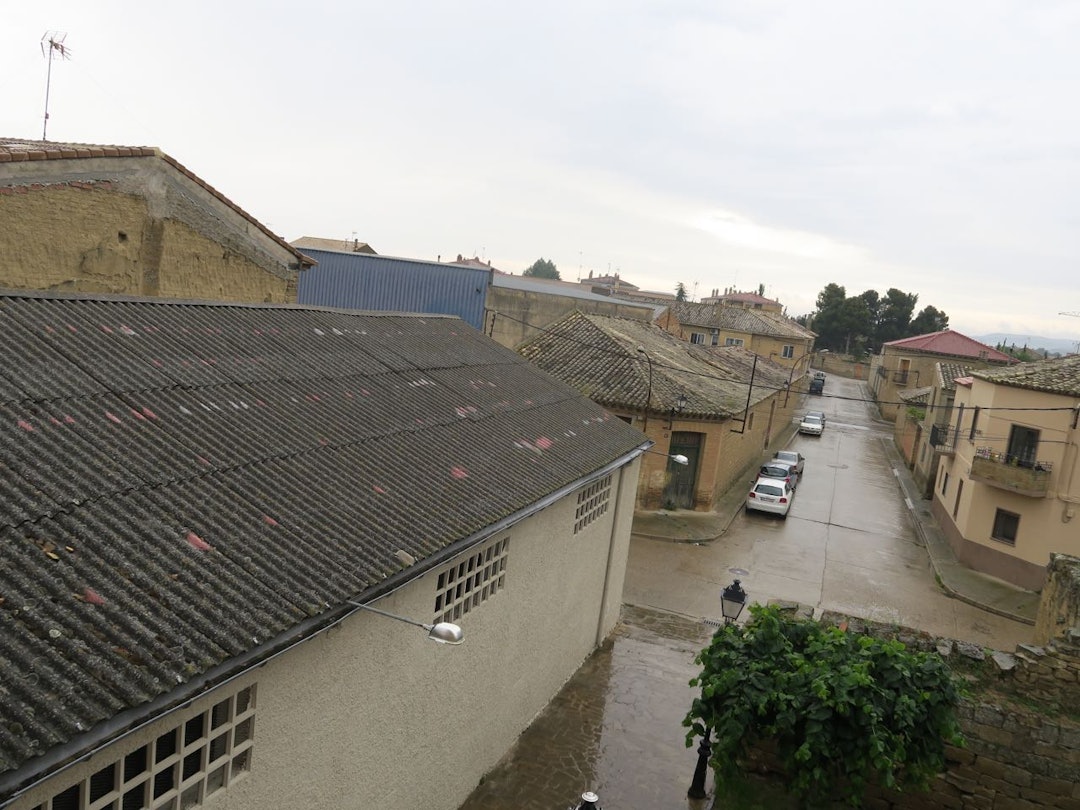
676,282 -> 688,302
909,305 -> 949,336
875,288 -> 918,345
523,258 -> 560,280
684,605 -> 965,808
809,284 -> 848,351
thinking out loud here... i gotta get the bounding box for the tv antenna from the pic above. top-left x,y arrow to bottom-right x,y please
40,32 -> 72,141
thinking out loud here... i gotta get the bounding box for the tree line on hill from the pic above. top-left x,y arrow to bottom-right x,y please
798,283 -> 948,358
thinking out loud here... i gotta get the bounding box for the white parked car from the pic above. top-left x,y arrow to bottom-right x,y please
746,478 -> 794,518
799,414 -> 824,436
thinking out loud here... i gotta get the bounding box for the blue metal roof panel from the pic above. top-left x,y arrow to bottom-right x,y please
297,251 -> 490,330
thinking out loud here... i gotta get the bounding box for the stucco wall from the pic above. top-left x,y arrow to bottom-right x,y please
633,390 -> 798,511
0,157 -> 298,303
485,287 -> 654,349
8,464 -> 639,810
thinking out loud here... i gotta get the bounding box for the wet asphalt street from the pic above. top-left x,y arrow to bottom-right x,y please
624,375 -> 1033,651
457,376 -> 1035,809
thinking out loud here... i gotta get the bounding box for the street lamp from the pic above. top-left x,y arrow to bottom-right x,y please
346,600 -> 464,645
635,345 -> 653,433
720,579 -> 748,625
688,579 -> 748,800
642,448 -> 689,465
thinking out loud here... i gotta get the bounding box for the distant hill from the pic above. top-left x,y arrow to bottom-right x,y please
976,334 -> 1080,355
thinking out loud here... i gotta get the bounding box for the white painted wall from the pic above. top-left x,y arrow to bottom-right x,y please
10,459 -> 640,810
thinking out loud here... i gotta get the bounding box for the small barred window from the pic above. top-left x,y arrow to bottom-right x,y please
434,537 -> 509,624
574,474 -> 612,534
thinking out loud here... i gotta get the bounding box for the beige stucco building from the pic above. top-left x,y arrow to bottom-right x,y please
0,139 -> 311,302
517,311 -> 798,511
932,355 -> 1080,590
869,330 -> 1013,421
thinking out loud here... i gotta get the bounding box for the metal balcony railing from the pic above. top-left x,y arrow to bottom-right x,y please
928,423 -> 955,455
892,370 -> 910,384
969,447 -> 1052,497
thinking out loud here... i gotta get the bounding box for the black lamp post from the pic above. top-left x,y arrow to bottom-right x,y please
688,579 -> 748,800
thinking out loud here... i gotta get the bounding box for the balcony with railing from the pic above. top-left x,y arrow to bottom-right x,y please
929,423 -> 955,455
892,370 -> 911,384
969,447 -> 1052,497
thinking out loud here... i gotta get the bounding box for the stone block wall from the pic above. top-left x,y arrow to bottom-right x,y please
810,610 -> 1080,810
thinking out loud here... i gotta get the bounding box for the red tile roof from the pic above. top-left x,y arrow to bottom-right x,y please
883,330 -> 1014,363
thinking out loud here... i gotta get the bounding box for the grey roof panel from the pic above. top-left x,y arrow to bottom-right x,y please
0,292 -> 646,784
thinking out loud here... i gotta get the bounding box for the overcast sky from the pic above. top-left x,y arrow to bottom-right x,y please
3,2 -> 1079,342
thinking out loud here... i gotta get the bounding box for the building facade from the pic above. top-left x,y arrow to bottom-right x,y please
931,355 -> 1080,590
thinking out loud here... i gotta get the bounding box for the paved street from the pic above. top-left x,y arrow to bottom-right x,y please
458,376 -> 1036,809
624,375 -> 1034,650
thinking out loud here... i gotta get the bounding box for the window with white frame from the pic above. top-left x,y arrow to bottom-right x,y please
781,345 -> 794,358
434,537 -> 509,623
690,333 -> 705,345
574,474 -> 612,534
34,686 -> 255,810
724,338 -> 744,347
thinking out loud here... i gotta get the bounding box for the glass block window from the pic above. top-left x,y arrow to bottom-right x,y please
33,686 -> 255,810
574,474 -> 612,535
434,537 -> 509,624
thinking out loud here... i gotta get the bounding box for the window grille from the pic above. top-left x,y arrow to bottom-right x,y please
574,474 -> 612,534
34,686 -> 255,810
434,537 -> 509,623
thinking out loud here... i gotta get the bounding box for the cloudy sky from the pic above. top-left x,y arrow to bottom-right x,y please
3,1 -> 1079,342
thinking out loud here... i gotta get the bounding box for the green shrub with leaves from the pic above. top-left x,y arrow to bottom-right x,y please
684,605 -> 965,808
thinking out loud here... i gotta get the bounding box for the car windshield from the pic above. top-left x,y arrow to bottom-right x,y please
775,452 -> 797,462
803,416 -> 821,424
754,484 -> 784,496
761,466 -> 789,478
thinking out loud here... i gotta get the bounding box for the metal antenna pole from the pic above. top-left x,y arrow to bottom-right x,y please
40,32 -> 71,141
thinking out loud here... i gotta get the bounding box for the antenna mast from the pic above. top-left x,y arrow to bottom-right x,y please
40,32 -> 71,141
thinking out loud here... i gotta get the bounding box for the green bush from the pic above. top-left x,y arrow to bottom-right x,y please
684,605 -> 965,808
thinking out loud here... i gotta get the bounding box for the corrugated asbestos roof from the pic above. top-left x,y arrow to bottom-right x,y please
0,292 -> 646,782
516,311 -> 793,419
971,353 -> 1080,396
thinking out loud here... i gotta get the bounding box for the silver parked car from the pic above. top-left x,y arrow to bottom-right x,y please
799,413 -> 824,436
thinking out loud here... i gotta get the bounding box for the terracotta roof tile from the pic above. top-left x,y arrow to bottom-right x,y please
883,329 -> 1014,363
516,311 -> 792,419
971,353 -> 1080,396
